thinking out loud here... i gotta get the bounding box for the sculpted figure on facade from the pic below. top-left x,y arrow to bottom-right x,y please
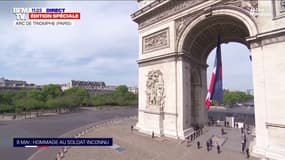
146,70 -> 165,111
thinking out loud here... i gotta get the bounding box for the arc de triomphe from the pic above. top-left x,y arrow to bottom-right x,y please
131,0 -> 285,159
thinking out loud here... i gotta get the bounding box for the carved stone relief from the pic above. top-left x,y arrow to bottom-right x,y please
143,28 -> 169,53
146,70 -> 165,111
175,14 -> 193,40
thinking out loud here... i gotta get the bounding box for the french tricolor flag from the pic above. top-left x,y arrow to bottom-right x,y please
205,35 -> 224,109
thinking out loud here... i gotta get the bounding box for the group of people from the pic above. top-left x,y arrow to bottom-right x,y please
195,138 -> 221,154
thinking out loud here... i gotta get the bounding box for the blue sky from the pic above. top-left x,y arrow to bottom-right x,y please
0,1 -> 253,91
207,43 -> 253,91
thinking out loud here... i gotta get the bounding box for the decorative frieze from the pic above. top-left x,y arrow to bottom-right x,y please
145,70 -> 165,111
143,28 -> 169,53
138,0 -> 205,29
224,0 -> 258,12
136,0 -> 258,29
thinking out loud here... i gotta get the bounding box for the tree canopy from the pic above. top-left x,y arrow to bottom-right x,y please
212,90 -> 254,107
0,84 -> 138,113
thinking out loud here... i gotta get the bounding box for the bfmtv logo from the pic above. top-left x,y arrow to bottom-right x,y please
249,6 -> 271,17
249,7 -> 258,17
12,8 -> 30,20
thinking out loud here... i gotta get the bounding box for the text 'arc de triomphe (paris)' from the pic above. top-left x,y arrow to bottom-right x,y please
131,0 -> 285,159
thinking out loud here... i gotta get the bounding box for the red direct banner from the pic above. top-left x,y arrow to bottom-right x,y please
29,12 -> 80,20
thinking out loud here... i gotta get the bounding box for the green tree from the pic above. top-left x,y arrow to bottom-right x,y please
27,89 -> 44,101
89,85 -> 138,106
24,98 -> 45,111
0,104 -> 13,113
1,90 -> 15,105
115,85 -> 128,94
13,90 -> 27,100
45,98 -> 60,110
42,84 -> 63,101
223,91 -> 254,106
64,87 -> 89,105
13,98 -> 26,113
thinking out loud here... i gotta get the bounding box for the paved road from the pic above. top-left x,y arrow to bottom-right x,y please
0,107 -> 137,160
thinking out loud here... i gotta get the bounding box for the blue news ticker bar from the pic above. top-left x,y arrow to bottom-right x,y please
13,138 -> 113,147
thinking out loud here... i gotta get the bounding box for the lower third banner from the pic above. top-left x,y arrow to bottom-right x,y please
13,138 -> 113,148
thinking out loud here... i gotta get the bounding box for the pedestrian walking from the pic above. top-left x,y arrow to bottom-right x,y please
217,144 -> 221,154
246,148 -> 250,158
241,139 -> 246,153
186,137 -> 190,147
206,141 -> 210,151
197,141 -> 200,149
209,138 -> 213,149
221,128 -> 224,135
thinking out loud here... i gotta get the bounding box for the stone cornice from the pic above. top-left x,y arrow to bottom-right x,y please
132,0 -> 258,30
247,27 -> 285,48
133,0 -> 209,29
137,52 -> 207,68
266,122 -> 285,128
139,109 -> 177,116
131,0 -> 170,21
137,52 -> 177,64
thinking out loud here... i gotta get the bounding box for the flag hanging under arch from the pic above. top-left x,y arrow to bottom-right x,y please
205,35 -> 223,109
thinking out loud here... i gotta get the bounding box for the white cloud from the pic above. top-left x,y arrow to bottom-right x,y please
0,1 -> 252,90
0,1 -> 138,85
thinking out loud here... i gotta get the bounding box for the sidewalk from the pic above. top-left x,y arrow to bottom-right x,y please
62,118 -> 259,160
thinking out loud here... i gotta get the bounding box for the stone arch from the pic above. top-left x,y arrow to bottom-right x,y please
176,6 -> 259,131
177,6 -> 259,58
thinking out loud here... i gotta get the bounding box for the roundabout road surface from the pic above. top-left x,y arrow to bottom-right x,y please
0,107 -> 137,160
